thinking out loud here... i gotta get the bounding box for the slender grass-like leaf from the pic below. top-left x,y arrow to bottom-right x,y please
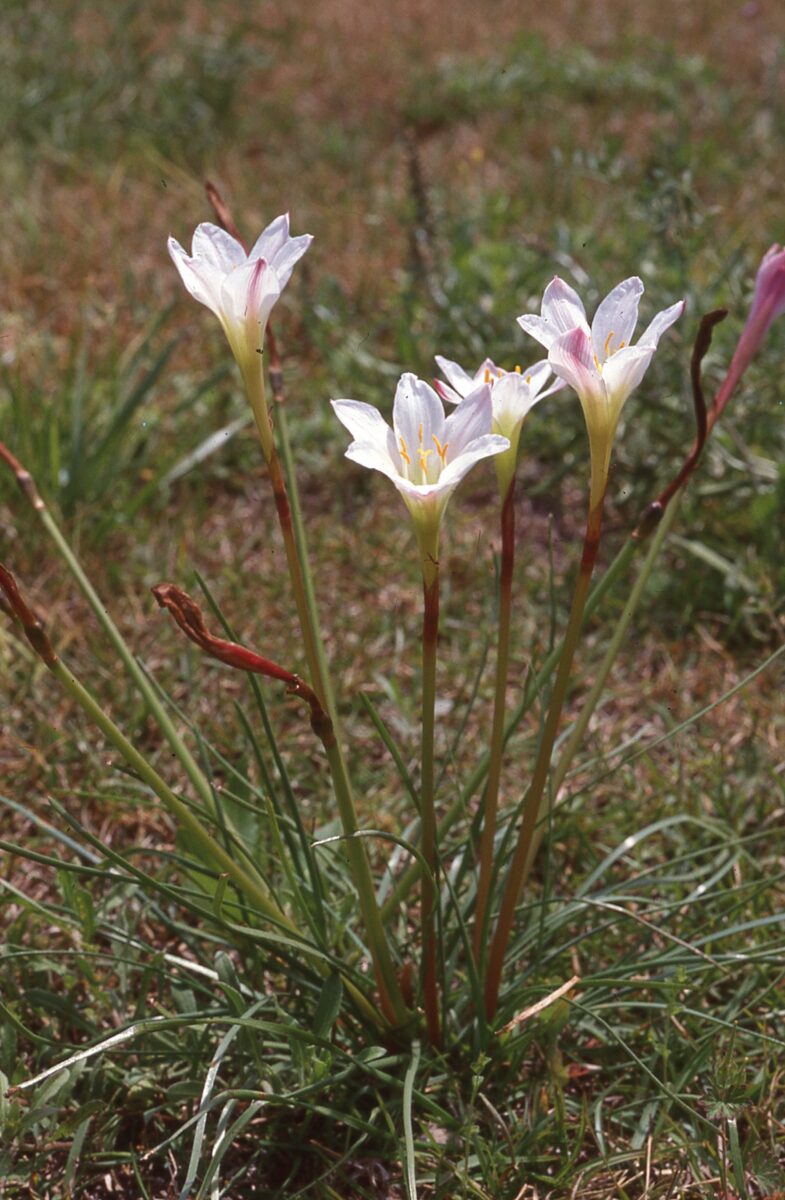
402,1040 -> 421,1200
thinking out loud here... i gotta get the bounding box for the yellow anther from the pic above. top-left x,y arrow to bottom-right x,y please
497,367 -> 504,378
418,422 -> 423,445
432,434 -> 449,464
398,435 -> 411,465
514,364 -> 522,374
484,368 -> 492,384
603,330 -> 615,359
526,373 -> 532,384
593,353 -> 602,372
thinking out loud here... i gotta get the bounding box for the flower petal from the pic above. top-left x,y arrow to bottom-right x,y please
491,373 -> 552,436
443,383 -> 493,455
393,373 -> 446,455
269,234 -> 313,289
522,359 -> 559,398
249,214 -> 291,262
433,378 -> 462,405
542,276 -> 589,328
248,214 -> 312,289
168,236 -> 224,317
637,299 -> 685,349
590,276 -> 643,361
434,354 -> 475,399
191,223 -> 247,272
548,326 -> 605,408
437,433 -> 511,489
219,259 -> 281,330
601,344 -> 653,414
343,440 -> 403,486
517,312 -> 559,349
331,399 -> 392,449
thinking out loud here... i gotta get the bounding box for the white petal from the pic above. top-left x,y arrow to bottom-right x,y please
269,234 -> 313,289
637,299 -> 685,349
249,214 -> 291,262
434,354 -> 474,398
393,374 -> 446,455
475,357 -> 503,383
541,277 -> 589,336
331,399 -> 392,450
601,344 -> 653,411
548,327 -> 606,408
168,236 -> 224,317
191,223 -> 247,272
443,383 -> 493,456
517,312 -> 560,349
437,434 -> 510,489
591,277 -> 643,361
433,378 -> 463,406
219,259 -> 281,329
344,441 -> 402,486
522,359 -> 557,398
491,375 -> 540,433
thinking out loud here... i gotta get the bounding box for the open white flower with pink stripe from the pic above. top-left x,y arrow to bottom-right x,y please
332,374 -> 509,559
168,215 -> 312,452
518,277 -> 684,496
435,354 -> 561,495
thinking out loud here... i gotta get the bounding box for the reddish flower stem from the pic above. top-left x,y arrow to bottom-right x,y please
484,495 -> 605,1021
421,571 -> 441,1046
473,480 -> 516,963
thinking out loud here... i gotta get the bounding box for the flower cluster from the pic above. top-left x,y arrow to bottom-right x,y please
168,212 -> 690,527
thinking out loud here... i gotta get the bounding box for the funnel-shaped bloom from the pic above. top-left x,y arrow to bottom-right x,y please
435,355 -> 560,495
719,244 -> 785,406
332,374 -> 509,569
168,215 -> 312,451
518,277 -> 684,502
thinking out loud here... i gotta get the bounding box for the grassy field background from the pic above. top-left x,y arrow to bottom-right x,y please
1,1 -> 784,1196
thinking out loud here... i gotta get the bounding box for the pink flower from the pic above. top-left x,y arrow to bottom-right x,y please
434,354 -> 561,495
518,277 -> 684,502
518,277 -> 684,451
718,244 -> 785,409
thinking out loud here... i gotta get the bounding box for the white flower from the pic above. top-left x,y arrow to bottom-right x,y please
435,354 -> 561,495
168,214 -> 312,380
518,276 -> 684,459
332,373 -> 509,545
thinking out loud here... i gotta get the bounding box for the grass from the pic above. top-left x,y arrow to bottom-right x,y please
2,0 -> 785,1196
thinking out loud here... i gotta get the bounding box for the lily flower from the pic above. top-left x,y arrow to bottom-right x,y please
332,374 -> 509,576
518,277 -> 684,505
168,214 -> 312,455
718,244 -> 785,408
435,354 -> 561,496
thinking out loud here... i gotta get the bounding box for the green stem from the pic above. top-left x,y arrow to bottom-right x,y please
381,523 -> 637,924
247,367 -> 407,1027
50,661 -> 293,931
320,726 -> 409,1028
522,489 -> 684,880
41,647 -> 384,1031
484,481 -> 606,1020
276,400 -> 338,725
265,445 -> 328,707
245,366 -> 324,705
29,505 -> 244,851
420,563 -> 441,1046
473,480 -> 515,963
